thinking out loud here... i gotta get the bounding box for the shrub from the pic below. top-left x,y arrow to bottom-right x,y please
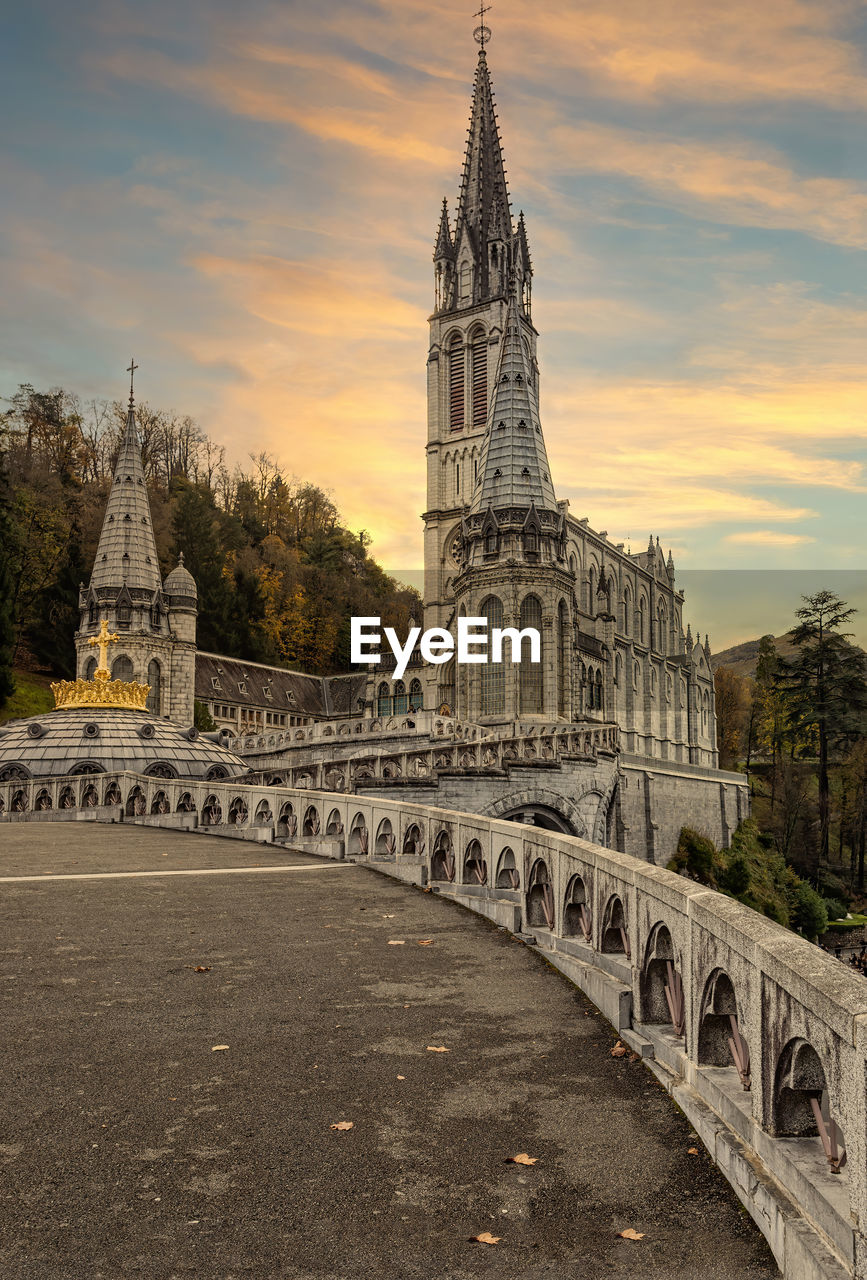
791,883 -> 829,939
719,853 -> 750,897
676,828 -> 716,885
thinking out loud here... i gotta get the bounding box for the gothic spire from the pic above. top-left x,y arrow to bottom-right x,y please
433,197 -> 454,261
457,51 -> 511,235
470,287 -> 557,512
89,377 -> 161,594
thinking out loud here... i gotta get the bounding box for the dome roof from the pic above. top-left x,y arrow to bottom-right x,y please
0,708 -> 248,781
163,553 -> 197,598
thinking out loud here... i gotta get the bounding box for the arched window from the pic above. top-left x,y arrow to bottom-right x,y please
455,458 -> 461,500
393,680 -> 408,716
448,333 -> 464,431
117,600 -> 131,626
408,679 -> 423,711
471,329 -> 487,426
557,599 -> 568,718
146,659 -> 161,714
639,597 -> 647,644
151,602 -> 161,630
523,527 -> 537,554
480,596 -> 505,715
377,682 -> 390,716
588,566 -> 596,614
459,261 -> 472,303
595,668 -> 603,714
88,599 -> 97,625
84,656 -> 97,681
485,526 -> 497,554
112,655 -> 134,682
623,585 -> 632,636
519,594 -> 543,714
656,601 -> 667,654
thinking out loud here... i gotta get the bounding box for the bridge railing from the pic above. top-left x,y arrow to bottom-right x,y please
0,770 -> 864,1278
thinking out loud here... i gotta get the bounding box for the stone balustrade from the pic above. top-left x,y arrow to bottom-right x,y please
0,770 -> 862,1279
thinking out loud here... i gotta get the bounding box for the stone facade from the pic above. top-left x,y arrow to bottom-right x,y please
75,394 -> 198,725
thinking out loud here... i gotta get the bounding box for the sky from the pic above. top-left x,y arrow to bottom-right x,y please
1,0 -> 865,646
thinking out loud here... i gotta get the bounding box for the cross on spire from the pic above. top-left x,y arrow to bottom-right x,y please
473,1 -> 492,50
126,358 -> 139,407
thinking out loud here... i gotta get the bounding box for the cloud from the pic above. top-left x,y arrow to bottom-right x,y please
724,530 -> 817,546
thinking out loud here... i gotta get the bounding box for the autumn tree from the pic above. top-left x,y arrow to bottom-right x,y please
0,445 -> 17,707
713,667 -> 751,769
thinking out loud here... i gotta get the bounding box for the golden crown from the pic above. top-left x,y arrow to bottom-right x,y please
51,617 -> 150,711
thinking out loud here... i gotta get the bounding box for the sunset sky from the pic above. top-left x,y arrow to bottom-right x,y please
1,0 -> 865,644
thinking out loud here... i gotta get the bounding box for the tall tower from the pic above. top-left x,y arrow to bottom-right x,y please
423,43 -> 537,640
76,367 -> 198,725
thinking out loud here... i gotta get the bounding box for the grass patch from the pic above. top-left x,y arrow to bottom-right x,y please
0,671 -> 56,724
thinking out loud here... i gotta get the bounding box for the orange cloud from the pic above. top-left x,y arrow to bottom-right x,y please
724,530 -> 817,546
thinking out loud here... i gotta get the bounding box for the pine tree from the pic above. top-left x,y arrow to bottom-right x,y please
779,592 -> 867,870
0,448 -> 16,707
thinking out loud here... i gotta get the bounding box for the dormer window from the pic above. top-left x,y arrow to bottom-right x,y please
238,681 -> 248,694
263,686 -> 273,699
211,677 -> 222,691
485,529 -> 497,554
286,690 -> 297,706
524,529 -> 538,553
151,604 -> 161,629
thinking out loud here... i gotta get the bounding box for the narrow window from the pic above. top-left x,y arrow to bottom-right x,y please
471,331 -> 487,426
519,595 -> 543,714
449,334 -> 464,431
480,596 -> 505,715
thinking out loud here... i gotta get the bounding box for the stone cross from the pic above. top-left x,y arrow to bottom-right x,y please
88,618 -> 119,678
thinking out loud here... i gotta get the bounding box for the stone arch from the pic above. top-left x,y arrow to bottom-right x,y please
150,790 -> 170,815
112,655 -> 134,682
11,787 -> 28,813
176,791 -> 195,813
82,783 -> 100,808
229,796 -> 249,826
277,801 -> 297,838
526,858 -> 554,928
348,812 -> 368,856
600,894 -> 629,956
697,969 -> 748,1081
482,786 -> 586,836
201,794 -> 222,826
495,846 -> 519,889
59,785 -> 76,810
326,808 -> 343,836
375,817 -> 396,855
402,822 -> 424,855
35,787 -> 52,811
254,799 -> 273,827
103,780 -> 122,806
639,923 -> 682,1031
772,1038 -> 836,1140
563,874 -> 591,940
464,838 -> 487,885
303,804 -> 320,837
431,830 -> 455,882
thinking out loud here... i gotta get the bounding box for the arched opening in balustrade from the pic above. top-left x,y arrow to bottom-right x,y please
228,796 -> 249,826
464,838 -> 487,885
348,812 -> 368,856
82,784 -> 99,809
150,790 -> 170,815
495,847 -> 519,889
11,788 -> 28,813
402,822 -> 423,855
698,969 -> 747,1074
176,791 -> 195,814
35,788 -> 52,811
125,785 -> 146,817
563,874 -> 591,941
375,817 -> 396,856
526,859 -> 555,929
326,808 -> 343,836
431,830 -> 455,882
59,786 -> 75,810
303,805 -> 320,837
772,1039 -> 848,1172
201,794 -> 222,826
600,895 -> 629,956
277,801 -> 297,838
639,924 -> 684,1035
254,799 -> 273,827
104,781 -> 122,807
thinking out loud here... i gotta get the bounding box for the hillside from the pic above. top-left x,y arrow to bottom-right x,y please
710,633 -> 798,678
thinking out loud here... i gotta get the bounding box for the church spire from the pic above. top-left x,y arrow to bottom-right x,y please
89,366 -> 161,594
470,286 -> 557,512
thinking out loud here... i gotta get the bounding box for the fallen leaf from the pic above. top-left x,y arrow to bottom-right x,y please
397,1075 -> 405,1080
426,1045 -> 450,1053
194,966 -> 211,973
629,1052 -> 640,1062
211,1045 -> 229,1052
505,1153 -> 538,1165
617,1228 -> 645,1241
387,940 -> 405,946
688,1147 -> 699,1155
417,939 -> 434,946
423,887 -> 432,893
610,1041 -> 628,1058
382,914 -> 395,918
470,1232 -> 501,1245
330,1121 -> 354,1131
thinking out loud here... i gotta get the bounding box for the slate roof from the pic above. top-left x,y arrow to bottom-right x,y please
0,708 -> 249,780
195,653 -> 367,719
89,400 -> 162,594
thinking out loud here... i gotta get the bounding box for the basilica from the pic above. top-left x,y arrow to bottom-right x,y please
0,43 -> 745,861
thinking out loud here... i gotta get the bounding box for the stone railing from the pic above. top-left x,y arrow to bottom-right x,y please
236,711 -> 484,756
1,772 -> 862,1280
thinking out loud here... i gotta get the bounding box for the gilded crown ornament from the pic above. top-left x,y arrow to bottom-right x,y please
51,618 -> 150,710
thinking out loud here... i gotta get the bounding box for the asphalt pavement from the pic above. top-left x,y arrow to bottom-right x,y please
0,824 -> 779,1279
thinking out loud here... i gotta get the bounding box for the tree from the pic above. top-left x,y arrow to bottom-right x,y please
0,446 -> 17,707
713,667 -> 751,769
778,592 -> 867,870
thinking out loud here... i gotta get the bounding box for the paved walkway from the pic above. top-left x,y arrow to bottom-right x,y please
0,825 -> 779,1279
